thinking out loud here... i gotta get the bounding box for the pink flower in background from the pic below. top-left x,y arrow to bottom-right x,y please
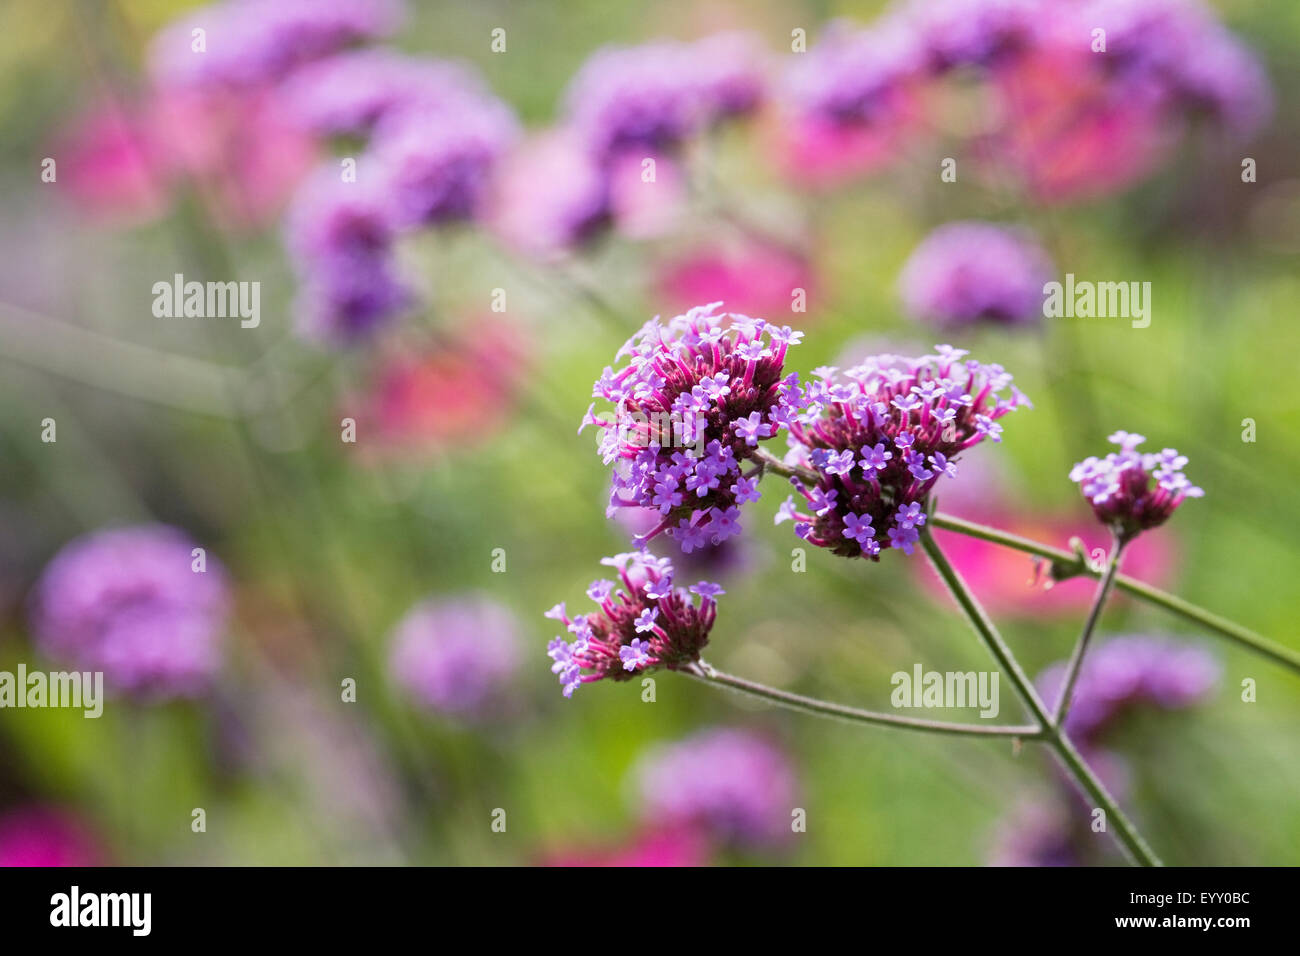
606,150 -> 686,240
633,728 -> 800,850
53,87 -> 317,230
986,47 -> 1177,204
773,111 -> 921,187
542,828 -> 709,867
149,87 -> 318,230
487,131 -> 612,258
53,103 -> 170,224
0,807 -> 103,867
920,510 -> 1176,616
30,525 -> 230,700
389,596 -> 521,721
655,242 -> 816,320
984,0 -> 1270,204
347,319 -> 526,457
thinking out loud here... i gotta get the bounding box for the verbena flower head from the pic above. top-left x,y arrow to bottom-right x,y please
149,0 -> 404,90
389,595 -> 520,720
583,303 -> 801,549
285,169 -> 413,345
545,552 -> 719,697
633,728 -> 800,850
1037,634 -> 1219,742
898,221 -> 1053,327
778,345 -> 1029,559
1069,432 -> 1202,541
29,525 -> 229,699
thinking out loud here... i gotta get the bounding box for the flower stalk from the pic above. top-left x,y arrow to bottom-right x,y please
1053,537 -> 1126,727
920,528 -> 1161,867
929,512 -> 1300,675
679,662 -> 1043,739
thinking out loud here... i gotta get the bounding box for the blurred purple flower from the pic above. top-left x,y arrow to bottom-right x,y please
369,96 -> 519,228
987,799 -> 1081,867
1038,635 -> 1220,742
149,0 -> 404,90
284,168 -> 413,346
486,130 -> 612,258
900,0 -> 1043,73
389,596 -> 521,721
564,42 -> 703,161
633,728 -> 800,850
564,34 -> 766,164
899,222 -> 1053,328
277,48 -> 487,137
783,19 -> 922,130
29,525 -> 229,700
1061,0 -> 1272,136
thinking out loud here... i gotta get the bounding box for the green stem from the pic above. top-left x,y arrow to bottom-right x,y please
919,530 -> 1054,729
929,512 -> 1300,675
679,662 -> 1043,739
1054,537 -> 1126,727
920,529 -> 1161,866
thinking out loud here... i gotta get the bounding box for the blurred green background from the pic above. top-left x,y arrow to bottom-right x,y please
0,0 -> 1297,865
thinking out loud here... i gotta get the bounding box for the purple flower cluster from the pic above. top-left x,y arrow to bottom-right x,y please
777,345 -> 1029,558
1069,431 -> 1202,542
633,728 -> 800,849
582,303 -> 802,551
1038,635 -> 1220,742
388,596 -> 520,720
564,34 -> 766,163
149,0 -> 405,90
29,525 -> 229,700
898,222 -> 1054,327
546,552 -> 720,696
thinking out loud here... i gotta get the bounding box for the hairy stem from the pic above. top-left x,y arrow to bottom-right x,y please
929,512 -> 1300,675
1054,537 -> 1126,727
678,662 -> 1043,739
920,529 -> 1161,866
